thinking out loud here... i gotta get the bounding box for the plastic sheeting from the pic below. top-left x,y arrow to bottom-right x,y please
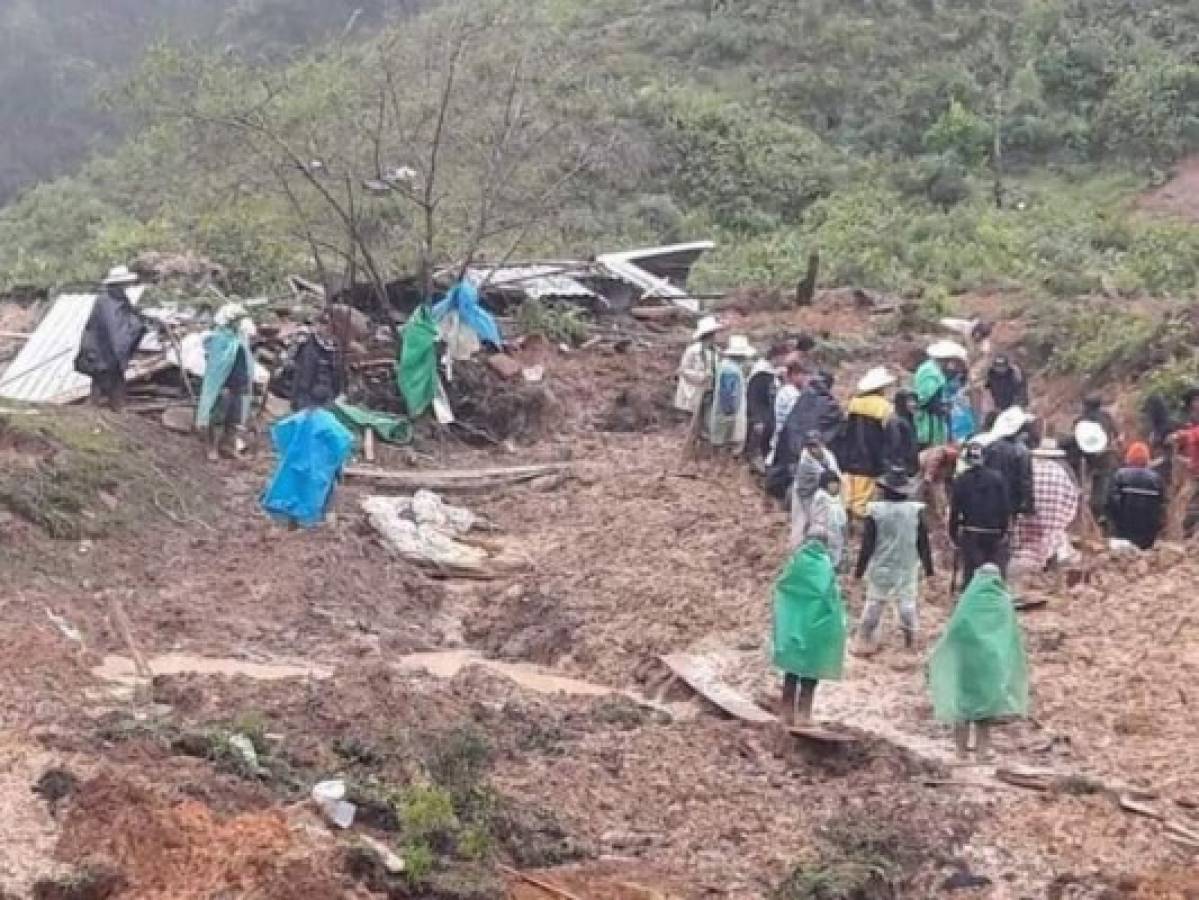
928,569 -> 1030,723
396,305 -> 439,418
332,400 -> 413,444
771,540 -> 847,680
260,408 -> 355,528
432,280 -> 502,347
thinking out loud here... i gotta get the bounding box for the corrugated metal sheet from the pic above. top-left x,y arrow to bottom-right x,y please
596,241 -> 715,313
466,265 -> 597,301
0,286 -> 149,404
0,293 -> 98,404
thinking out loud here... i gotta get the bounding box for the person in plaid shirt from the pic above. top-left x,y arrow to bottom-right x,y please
1011,439 -> 1079,573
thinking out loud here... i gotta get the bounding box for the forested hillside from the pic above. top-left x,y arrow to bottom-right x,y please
2,0 -> 1198,302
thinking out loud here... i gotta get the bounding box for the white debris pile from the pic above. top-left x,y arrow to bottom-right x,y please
362,490 -> 489,574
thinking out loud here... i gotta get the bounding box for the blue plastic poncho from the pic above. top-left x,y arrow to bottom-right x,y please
260,408 -> 355,528
432,280 -> 502,347
196,327 -> 254,429
948,377 -> 976,442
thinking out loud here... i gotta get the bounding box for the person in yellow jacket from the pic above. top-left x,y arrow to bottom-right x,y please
838,367 -> 897,521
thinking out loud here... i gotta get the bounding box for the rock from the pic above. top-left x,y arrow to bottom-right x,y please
228,733 -> 259,769
487,353 -> 523,380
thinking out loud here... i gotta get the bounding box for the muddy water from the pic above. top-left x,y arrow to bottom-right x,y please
394,649 -> 613,697
93,653 -> 332,685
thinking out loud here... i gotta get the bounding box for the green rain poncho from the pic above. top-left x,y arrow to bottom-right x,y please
913,358 -> 949,447
396,305 -> 440,418
928,570 -> 1030,723
771,540 -> 847,680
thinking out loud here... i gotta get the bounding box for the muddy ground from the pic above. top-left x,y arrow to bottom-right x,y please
0,296 -> 1196,899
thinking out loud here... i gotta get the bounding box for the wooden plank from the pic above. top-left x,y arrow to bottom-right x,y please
788,725 -> 859,745
659,653 -> 776,725
346,463 -> 571,492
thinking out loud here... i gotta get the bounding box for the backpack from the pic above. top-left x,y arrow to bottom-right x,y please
717,364 -> 742,416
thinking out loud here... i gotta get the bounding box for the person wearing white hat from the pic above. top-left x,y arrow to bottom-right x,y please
912,343 -> 967,449
982,406 -> 1036,519
839,367 -> 897,521
675,315 -> 722,417
197,303 -> 256,462
1064,396 -> 1120,526
708,335 -> 756,452
74,265 -> 147,411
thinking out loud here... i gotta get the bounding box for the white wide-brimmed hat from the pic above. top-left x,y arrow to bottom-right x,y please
1032,438 -> 1067,458
103,265 -> 139,286
993,406 -> 1034,439
214,302 -> 250,327
693,315 -> 722,340
856,366 -> 896,394
723,334 -> 757,358
1074,420 -> 1109,455
927,339 -> 968,362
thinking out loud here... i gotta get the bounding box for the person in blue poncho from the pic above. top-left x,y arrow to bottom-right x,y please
196,303 -> 257,462
261,407 -> 355,529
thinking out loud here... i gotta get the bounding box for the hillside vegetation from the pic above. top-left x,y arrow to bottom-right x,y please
1,0 -> 1198,305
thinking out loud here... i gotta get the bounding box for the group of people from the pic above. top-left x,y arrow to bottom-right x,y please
76,265 -> 354,528
674,314 -> 1188,756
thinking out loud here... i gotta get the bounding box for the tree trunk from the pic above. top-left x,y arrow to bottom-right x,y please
795,251 -> 820,307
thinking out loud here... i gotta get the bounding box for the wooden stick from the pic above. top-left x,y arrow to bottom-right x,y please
363,428 -> 377,464
108,594 -> 152,680
499,866 -> 584,900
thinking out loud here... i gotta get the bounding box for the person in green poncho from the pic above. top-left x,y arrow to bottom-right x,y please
928,563 -> 1030,761
913,341 -> 968,449
771,529 -> 847,726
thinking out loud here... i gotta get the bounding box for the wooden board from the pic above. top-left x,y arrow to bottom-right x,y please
659,653 -> 776,725
788,725 -> 859,745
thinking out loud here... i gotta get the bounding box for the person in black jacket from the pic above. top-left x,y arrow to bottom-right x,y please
885,390 -> 920,477
75,266 -> 147,411
290,318 -> 344,411
950,442 -> 1013,585
781,373 -> 845,470
983,407 -> 1036,517
984,355 -> 1028,414
1107,442 -> 1165,550
744,344 -> 788,470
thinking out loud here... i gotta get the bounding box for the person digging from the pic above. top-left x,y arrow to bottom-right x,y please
928,563 -> 1030,763
771,528 -> 847,726
852,466 -> 934,654
196,303 -> 256,462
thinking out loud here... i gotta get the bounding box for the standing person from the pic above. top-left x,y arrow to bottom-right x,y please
913,341 -> 967,449
984,355 -> 1028,416
772,529 -> 848,726
949,441 -> 1013,585
768,361 -> 807,465
840,367 -> 897,523
261,406 -> 356,529
852,467 -> 934,653
1107,442 -> 1166,550
983,407 -> 1036,518
1065,396 -> 1119,523
790,431 -> 842,548
886,389 -> 921,477
74,266 -> 147,411
745,344 -> 787,471
928,563 -> 1030,762
1010,439 -> 1080,575
782,371 -> 845,464
808,470 -> 849,571
291,317 -> 343,411
196,303 -> 257,462
708,335 -> 755,455
675,314 -> 722,419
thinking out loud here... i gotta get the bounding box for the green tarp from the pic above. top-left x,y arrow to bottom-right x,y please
771,541 -> 847,680
396,305 -> 439,418
332,400 -> 413,445
928,570 -> 1030,723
